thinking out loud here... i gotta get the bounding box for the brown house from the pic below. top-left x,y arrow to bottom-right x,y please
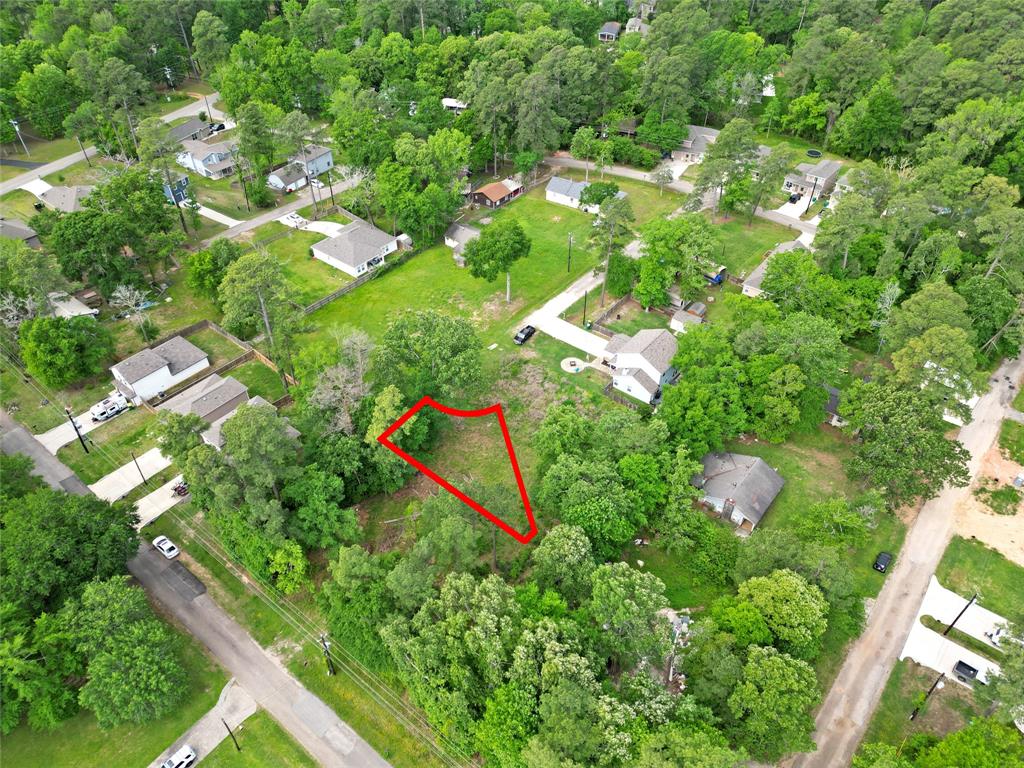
472,178 -> 524,208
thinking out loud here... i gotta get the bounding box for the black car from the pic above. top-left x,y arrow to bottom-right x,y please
788,193 -> 802,204
873,552 -> 893,573
513,325 -> 536,345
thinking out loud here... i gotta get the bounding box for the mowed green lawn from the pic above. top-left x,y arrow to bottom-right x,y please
44,157 -> 124,186
0,189 -> 43,221
203,710 -> 316,767
57,406 -> 159,485
187,172 -> 256,220
705,213 -> 795,278
937,536 -> 1024,624
550,167 -> 686,227
230,359 -> 287,402
0,363 -> 115,434
186,326 -> 245,367
263,229 -> 353,305
303,189 -> 600,345
2,629 -> 226,768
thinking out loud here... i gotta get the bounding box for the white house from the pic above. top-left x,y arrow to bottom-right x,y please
110,336 -> 210,404
673,125 -> 720,164
267,163 -> 308,192
445,222 -> 480,266
291,144 -> 333,178
783,158 -> 842,197
442,98 -> 468,115
176,139 -> 237,180
311,221 -> 401,277
605,329 -> 678,404
625,17 -> 650,35
694,453 -> 784,533
545,176 -> 627,214
831,171 -> 855,204
670,301 -> 705,333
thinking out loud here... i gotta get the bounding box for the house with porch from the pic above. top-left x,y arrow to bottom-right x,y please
312,221 -> 401,277
673,125 -> 720,164
694,453 -> 784,533
110,336 -> 210,404
291,144 -> 333,178
598,21 -> 621,42
473,178 -> 523,208
783,159 -> 842,197
442,98 -> 468,115
605,329 -> 678,404
176,139 -> 237,180
546,176 -> 627,214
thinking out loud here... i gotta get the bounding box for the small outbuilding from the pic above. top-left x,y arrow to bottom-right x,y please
694,453 -> 784,533
598,21 -> 621,41
444,222 -> 481,266
670,301 -> 705,333
473,178 -> 523,208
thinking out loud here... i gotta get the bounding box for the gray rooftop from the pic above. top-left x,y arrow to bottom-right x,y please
271,163 -> 306,185
164,374 -> 248,420
291,144 -> 332,164
0,218 -> 39,245
445,222 -> 480,249
180,139 -> 236,161
40,185 -> 93,212
796,159 -> 841,181
744,241 -> 803,290
682,125 -> 719,155
699,453 -> 784,525
313,222 -> 398,268
599,21 -> 621,36
167,117 -> 209,142
203,395 -> 300,448
112,336 -> 207,384
547,176 -> 590,201
612,329 -> 677,373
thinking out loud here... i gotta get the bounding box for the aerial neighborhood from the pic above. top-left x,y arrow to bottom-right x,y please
0,1 -> 1022,768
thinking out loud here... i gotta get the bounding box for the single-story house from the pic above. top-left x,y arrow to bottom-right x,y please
267,163 -> 308,193
48,292 -> 99,319
616,118 -> 638,137
825,386 -> 846,428
473,178 -> 523,208
742,240 -> 802,298
694,453 -> 784,532
605,328 -> 678,404
167,117 -> 213,143
0,218 -> 41,248
673,125 -> 720,164
159,374 -> 250,424
176,139 -> 237,180
444,222 -> 480,266
625,17 -> 650,35
545,176 -> 627,214
598,21 -> 621,41
204,395 -> 301,449
291,144 -> 333,178
162,173 -> 190,204
442,98 -> 468,115
40,185 -> 93,212
670,301 -> 706,333
110,336 -> 210,404
783,159 -> 842,197
312,221 -> 401,277
626,0 -> 657,19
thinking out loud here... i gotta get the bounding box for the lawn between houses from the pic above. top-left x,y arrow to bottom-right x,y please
202,709 -> 316,767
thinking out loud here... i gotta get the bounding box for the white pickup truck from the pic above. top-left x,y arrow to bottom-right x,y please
90,393 -> 130,422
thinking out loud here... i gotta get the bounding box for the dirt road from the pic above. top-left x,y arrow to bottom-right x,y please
792,355 -> 1024,768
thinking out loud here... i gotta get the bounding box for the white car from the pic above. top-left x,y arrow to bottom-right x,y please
153,535 -> 180,560
311,178 -> 325,189
161,745 -> 197,768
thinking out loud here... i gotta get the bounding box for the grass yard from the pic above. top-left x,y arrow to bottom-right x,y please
0,189 -> 43,221
0,364 -> 115,433
551,167 -> 686,227
44,157 -> 124,186
998,420 -> 1024,464
602,300 -> 671,336
973,477 -> 1023,516
622,540 -> 731,611
203,710 -> 316,767
1,627 -> 226,768
936,536 -> 1024,624
230,359 -> 287,401
303,189 -> 600,347
861,659 -> 981,749
296,202 -> 351,224
57,406 -> 158,484
187,326 -> 246,367
186,214 -> 227,243
1013,383 -> 1024,411
264,229 -> 352,305
187,172 -> 258,220
705,213 -> 795,279
1,133 -> 80,171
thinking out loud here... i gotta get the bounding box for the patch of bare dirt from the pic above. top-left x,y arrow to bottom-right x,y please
493,357 -> 567,421
954,444 -> 1024,566
481,294 -> 525,321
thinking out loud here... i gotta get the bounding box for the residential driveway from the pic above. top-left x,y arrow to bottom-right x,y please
135,474 -> 188,528
36,405 -> 115,454
775,199 -> 807,218
20,177 -> 52,197
300,220 -> 345,237
129,544 -> 392,768
900,625 -> 999,686
190,203 -> 242,228
792,354 -> 1024,768
147,679 -> 257,768
914,575 -> 1009,642
524,271 -> 610,358
89,446 -> 172,502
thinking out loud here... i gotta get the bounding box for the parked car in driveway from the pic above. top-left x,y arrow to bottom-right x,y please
311,178 -> 325,189
90,393 -> 130,422
161,745 -> 197,768
153,536 -> 180,560
873,552 -> 893,573
513,325 -> 536,345
788,193 -> 802,204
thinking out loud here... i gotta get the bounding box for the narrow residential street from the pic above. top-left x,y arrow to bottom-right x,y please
129,544 -> 392,768
792,354 -> 1024,768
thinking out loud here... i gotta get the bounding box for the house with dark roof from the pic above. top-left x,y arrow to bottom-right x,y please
40,185 -> 93,212
444,222 -> 480,266
267,162 -> 308,193
670,301 -> 705,333
598,21 -> 621,41
311,221 -> 401,277
783,159 -> 842,197
545,176 -> 627,214
0,218 -> 41,248
673,125 -> 720,164
605,328 -> 678,404
204,395 -> 301,449
167,117 -> 213,143
291,144 -> 333,178
742,240 -> 802,298
160,373 -> 249,422
110,336 -> 210,404
176,139 -> 237,179
473,178 -> 523,208
694,453 -> 784,532
162,173 -> 190,204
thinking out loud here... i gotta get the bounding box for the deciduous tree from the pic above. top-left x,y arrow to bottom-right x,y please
463,218 -> 532,304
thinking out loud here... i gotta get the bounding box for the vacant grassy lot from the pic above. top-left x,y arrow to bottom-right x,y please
230,359 -> 286,401
0,189 -> 42,221
622,540 -> 731,611
0,362 -> 115,433
187,172 -> 256,220
204,710 -> 315,767
1,134 -> 81,179
264,229 -> 352,305
937,536 -> 1024,624
187,326 -> 245,367
603,300 -> 671,336
58,407 -> 158,484
44,157 -> 123,186
2,628 -> 226,768
550,167 -> 686,227
705,213 -> 795,278
999,420 -> 1024,464
861,659 -> 980,749
304,189 -> 600,347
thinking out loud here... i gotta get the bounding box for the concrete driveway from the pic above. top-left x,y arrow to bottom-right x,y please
89,446 -> 172,502
775,199 -> 808,217
189,203 -> 242,228
36,407 -> 112,454
524,271 -> 610,358
135,474 -> 189,528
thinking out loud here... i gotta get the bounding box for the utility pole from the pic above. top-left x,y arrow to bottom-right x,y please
910,592 -> 977,721
222,718 -> 241,751
582,289 -> 588,326
66,407 -> 89,453
319,634 -> 335,676
162,66 -> 174,87
566,232 -> 574,273
909,673 -> 944,720
130,450 -> 148,486
10,120 -> 29,156
943,593 -> 978,636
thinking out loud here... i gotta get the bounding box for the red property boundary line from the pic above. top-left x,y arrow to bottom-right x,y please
376,396 -> 538,544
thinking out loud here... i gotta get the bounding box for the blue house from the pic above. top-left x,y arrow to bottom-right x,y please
291,144 -> 334,178
163,173 -> 190,204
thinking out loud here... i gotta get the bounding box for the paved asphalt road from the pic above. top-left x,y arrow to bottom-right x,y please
130,543 -> 392,768
0,410 -> 90,495
792,354 -> 1024,768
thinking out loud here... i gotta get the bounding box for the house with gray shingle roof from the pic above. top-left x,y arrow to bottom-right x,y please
606,328 -> 678,404
0,218 -> 41,248
267,162 -> 308,192
40,185 -> 94,212
110,336 -> 209,404
176,139 -> 237,179
598,21 -> 621,41
783,159 -> 842,197
444,222 -> 480,266
742,240 -> 803,298
694,453 -> 784,532
167,117 -> 213,143
673,125 -> 720,164
311,221 -> 401,277
546,176 -> 627,214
